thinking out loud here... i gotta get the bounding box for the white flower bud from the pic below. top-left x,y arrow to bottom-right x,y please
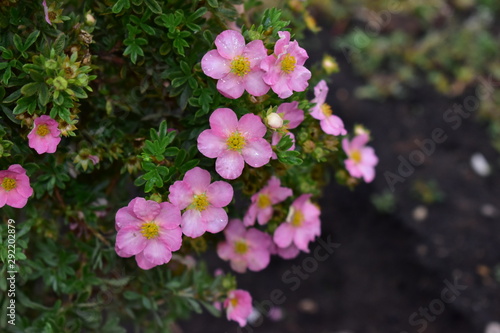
267,113 -> 283,129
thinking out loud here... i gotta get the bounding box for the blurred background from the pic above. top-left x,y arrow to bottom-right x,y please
181,1 -> 500,332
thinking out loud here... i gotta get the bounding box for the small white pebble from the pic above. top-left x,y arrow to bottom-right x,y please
485,322 -> 500,333
412,205 -> 428,222
471,153 -> 491,177
480,204 -> 498,218
298,298 -> 318,313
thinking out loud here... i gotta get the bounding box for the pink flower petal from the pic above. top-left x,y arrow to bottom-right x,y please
279,101 -> 304,129
0,191 -> 7,208
217,241 -> 235,260
116,225 -> 147,257
243,40 -> 268,68
203,206 -> 229,234
115,206 -> 141,230
224,219 -> 247,240
183,167 -> 211,194
311,80 -> 328,106
215,30 -> 245,59
168,180 -> 193,210
201,50 -> 231,79
181,209 -> 206,238
230,259 -> 248,273
277,244 -> 300,259
209,108 -> 239,137
216,150 -> 245,180
5,190 -> 29,208
241,138 -> 272,168
242,70 -> 270,97
238,113 -> 267,138
271,75 -> 293,99
273,223 -> 294,248
351,133 -> 370,149
217,73 -> 246,99
135,251 -> 157,270
158,227 -> 183,252
247,248 -> 270,271
132,198 -> 161,222
206,181 -> 233,207
197,129 -> 227,159
275,31 -> 291,55
288,66 -> 311,92
320,116 -> 347,136
142,239 -> 173,265
256,206 -> 273,225
243,205 -> 257,226
155,202 -> 182,229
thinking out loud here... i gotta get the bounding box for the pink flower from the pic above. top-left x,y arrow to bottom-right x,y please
217,219 -> 272,273
0,165 -> 33,209
270,101 -> 304,158
269,242 -> 300,259
273,194 -> 321,252
27,115 -> 61,154
243,176 -> 292,226
168,167 -> 233,238
310,80 -> 347,136
224,289 -> 253,327
201,30 -> 269,99
42,0 -> 52,25
115,198 -> 182,270
342,134 -> 379,183
260,31 -> 311,98
197,108 -> 272,180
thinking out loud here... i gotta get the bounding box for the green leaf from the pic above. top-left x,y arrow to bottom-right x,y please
207,0 -> 218,7
112,0 -> 130,13
21,82 -> 40,96
3,89 -> 21,103
13,34 -> 23,52
144,0 -> 162,14
188,7 -> 207,20
24,30 -> 40,50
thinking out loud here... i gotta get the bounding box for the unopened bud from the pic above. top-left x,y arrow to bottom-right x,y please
267,113 -> 283,129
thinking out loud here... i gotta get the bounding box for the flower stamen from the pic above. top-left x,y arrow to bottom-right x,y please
192,193 -> 209,211
226,132 -> 246,151
1,177 -> 17,191
281,54 -> 296,74
231,56 -> 251,77
257,194 -> 271,209
321,104 -> 333,117
291,210 -> 304,227
234,240 -> 249,254
36,124 -> 50,137
140,222 -> 160,239
351,150 -> 362,164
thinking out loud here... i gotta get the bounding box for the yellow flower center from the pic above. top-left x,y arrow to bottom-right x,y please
257,194 -> 271,209
140,222 -> 160,239
234,240 -> 249,254
291,210 -> 304,227
226,132 -> 246,151
281,54 -> 296,74
36,124 -> 50,137
351,150 -> 362,164
321,103 -> 333,117
2,177 -> 17,191
230,297 -> 239,307
231,56 -> 251,77
192,193 -> 209,211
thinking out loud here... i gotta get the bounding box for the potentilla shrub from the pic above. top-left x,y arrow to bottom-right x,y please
0,0 -> 378,331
